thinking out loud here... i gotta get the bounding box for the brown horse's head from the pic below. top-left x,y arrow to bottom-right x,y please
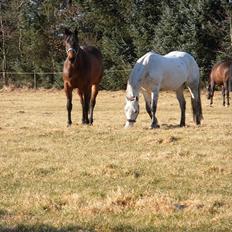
64,28 -> 79,63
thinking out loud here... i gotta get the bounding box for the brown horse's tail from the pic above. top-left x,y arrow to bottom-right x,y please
191,81 -> 203,124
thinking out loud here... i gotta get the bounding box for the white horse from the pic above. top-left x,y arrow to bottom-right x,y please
124,51 -> 203,128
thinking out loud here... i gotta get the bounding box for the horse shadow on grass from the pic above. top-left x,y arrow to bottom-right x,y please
0,224 -> 219,232
0,224 -> 90,232
161,123 -> 190,130
0,224 -> 157,232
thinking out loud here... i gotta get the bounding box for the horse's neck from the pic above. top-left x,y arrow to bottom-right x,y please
66,53 -> 82,69
126,81 -> 140,98
126,63 -> 145,97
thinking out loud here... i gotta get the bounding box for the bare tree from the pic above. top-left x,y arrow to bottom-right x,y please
0,3 -> 8,86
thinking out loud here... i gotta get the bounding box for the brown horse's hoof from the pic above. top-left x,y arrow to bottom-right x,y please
82,120 -> 89,125
67,124 -> 72,127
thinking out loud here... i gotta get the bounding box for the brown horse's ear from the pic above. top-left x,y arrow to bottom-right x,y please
64,28 -> 71,37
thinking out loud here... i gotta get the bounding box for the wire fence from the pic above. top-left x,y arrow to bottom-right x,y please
0,69 -> 133,89
1,70 -> 232,91
0,71 -> 63,89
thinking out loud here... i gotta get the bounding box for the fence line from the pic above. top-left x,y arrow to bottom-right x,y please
0,72 -> 62,75
0,69 -> 132,75
0,69 -> 133,89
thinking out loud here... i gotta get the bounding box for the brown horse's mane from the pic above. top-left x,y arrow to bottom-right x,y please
215,59 -> 232,66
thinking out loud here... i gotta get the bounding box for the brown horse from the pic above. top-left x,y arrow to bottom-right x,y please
63,28 -> 103,126
208,60 -> 231,107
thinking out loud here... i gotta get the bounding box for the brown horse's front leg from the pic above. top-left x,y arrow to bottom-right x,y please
89,85 -> 98,125
222,85 -> 226,106
77,90 -> 87,124
89,99 -> 95,125
84,92 -> 90,124
209,82 -> 215,106
65,87 -> 73,127
67,99 -> 72,126
79,90 -> 90,124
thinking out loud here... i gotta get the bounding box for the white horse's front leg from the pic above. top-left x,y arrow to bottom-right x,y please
150,87 -> 160,129
141,89 -> 152,119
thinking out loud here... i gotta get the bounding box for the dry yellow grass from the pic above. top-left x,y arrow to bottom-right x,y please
0,89 -> 232,231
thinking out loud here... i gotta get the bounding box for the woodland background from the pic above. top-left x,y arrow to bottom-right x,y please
1,0 -> 232,90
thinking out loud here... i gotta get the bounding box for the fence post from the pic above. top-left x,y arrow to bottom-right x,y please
33,71 -> 37,89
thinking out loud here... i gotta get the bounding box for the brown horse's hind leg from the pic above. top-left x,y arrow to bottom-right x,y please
225,80 -> 230,106
210,81 -> 215,106
89,85 -> 98,125
222,85 -> 226,106
226,89 -> 230,107
65,86 -> 73,127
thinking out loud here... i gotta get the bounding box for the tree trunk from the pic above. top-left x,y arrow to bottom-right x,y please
0,14 -> 8,86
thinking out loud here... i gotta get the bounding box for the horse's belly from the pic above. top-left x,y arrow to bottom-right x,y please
160,76 -> 186,90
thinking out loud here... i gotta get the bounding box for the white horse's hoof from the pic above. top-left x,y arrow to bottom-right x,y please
125,121 -> 134,128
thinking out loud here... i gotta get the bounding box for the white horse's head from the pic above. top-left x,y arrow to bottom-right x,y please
124,96 -> 139,128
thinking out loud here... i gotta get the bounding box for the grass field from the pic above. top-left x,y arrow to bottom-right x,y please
0,89 -> 232,232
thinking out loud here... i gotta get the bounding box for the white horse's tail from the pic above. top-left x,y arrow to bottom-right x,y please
191,81 -> 203,124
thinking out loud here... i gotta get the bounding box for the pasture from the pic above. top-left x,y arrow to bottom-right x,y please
0,89 -> 232,232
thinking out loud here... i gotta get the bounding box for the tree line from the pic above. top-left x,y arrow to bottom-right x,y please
0,0 -> 232,90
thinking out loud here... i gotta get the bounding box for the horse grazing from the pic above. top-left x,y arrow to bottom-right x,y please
63,28 -> 103,126
208,60 -> 231,107
124,51 -> 203,128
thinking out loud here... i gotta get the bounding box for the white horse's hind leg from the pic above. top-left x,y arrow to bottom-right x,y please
187,82 -> 202,125
176,85 -> 186,127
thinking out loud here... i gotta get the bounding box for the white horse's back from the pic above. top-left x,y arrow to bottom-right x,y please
133,51 -> 199,91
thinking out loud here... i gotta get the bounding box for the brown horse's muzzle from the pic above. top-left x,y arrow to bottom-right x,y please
67,48 -> 77,62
